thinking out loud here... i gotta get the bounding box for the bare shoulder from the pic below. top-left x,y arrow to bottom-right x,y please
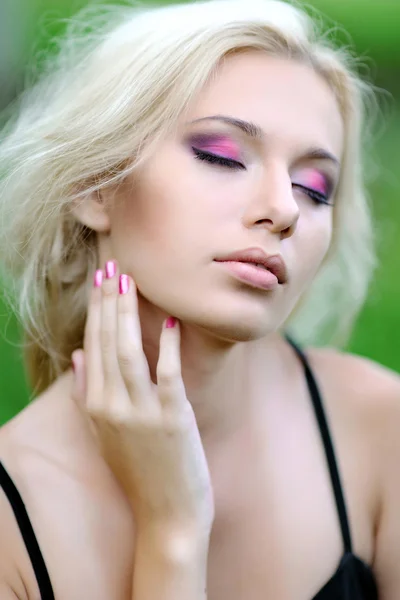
305,345 -> 400,417
304,346 -> 400,479
306,347 -> 400,589
305,348 -> 400,595
0,379 -> 86,600
0,375 -> 136,600
0,428 -> 32,599
302,345 -> 400,484
303,345 -> 400,492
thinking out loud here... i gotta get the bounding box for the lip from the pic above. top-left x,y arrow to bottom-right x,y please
215,261 -> 279,291
214,247 -> 288,285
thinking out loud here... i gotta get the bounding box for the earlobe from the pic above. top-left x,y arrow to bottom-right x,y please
72,191 -> 111,233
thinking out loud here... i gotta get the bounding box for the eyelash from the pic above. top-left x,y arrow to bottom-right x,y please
192,147 -> 246,171
192,147 -> 333,206
292,184 -> 333,206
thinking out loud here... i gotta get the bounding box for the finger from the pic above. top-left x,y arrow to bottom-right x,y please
84,269 -> 105,413
71,349 -> 87,409
117,274 -> 153,406
157,317 -> 187,410
71,349 -> 100,442
101,260 -> 123,392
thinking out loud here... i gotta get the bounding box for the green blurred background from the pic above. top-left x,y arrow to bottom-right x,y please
0,0 -> 399,425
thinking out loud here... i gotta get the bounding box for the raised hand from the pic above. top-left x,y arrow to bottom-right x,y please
71,260 -> 215,539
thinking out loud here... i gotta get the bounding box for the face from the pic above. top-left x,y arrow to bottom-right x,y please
103,52 -> 343,342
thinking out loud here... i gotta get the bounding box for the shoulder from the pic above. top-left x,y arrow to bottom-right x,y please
306,348 -> 400,589
303,344 -> 400,478
0,429 -> 33,599
304,345 -> 400,459
0,379 -> 137,599
306,348 -> 400,548
305,345 -> 400,412
0,381 -> 71,600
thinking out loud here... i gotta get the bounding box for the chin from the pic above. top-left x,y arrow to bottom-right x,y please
185,306 -> 284,344
147,284 -> 292,343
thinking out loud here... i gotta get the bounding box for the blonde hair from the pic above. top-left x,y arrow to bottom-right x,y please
0,0 -> 378,395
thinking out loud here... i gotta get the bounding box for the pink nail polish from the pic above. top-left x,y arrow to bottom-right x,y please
94,269 -> 103,287
105,261 -> 116,279
119,274 -> 129,295
166,316 -> 176,329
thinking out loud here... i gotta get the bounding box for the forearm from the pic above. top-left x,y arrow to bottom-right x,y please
132,523 -> 210,600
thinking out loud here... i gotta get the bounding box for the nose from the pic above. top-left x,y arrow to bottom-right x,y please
243,165 -> 300,239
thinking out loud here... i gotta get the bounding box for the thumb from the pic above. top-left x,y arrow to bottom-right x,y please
71,349 -> 87,410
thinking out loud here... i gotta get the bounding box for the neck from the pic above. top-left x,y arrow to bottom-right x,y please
138,297 -> 286,444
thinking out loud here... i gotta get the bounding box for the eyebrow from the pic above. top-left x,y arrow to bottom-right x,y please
188,115 -> 341,168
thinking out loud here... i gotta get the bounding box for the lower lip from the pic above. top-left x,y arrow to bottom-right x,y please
214,261 -> 279,290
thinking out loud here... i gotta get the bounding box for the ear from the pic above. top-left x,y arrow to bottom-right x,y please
72,190 -> 111,233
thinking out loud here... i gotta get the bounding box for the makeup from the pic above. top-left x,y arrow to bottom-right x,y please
189,133 -> 242,161
94,270 -> 103,288
292,167 -> 333,205
296,168 -> 330,196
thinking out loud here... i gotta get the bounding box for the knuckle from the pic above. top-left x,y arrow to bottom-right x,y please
101,329 -> 115,351
117,343 -> 142,368
105,409 -> 130,428
102,281 -> 117,298
117,352 -> 134,372
87,402 -> 106,422
156,360 -> 181,385
157,371 -> 180,389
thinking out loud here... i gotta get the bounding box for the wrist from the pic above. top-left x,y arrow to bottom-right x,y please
136,519 -> 212,564
133,521 -> 210,600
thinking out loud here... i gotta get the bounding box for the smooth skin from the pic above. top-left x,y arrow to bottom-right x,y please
79,264 -> 214,531
0,52 -> 400,600
73,263 -> 213,600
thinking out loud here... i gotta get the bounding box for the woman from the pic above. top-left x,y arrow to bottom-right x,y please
0,0 -> 398,598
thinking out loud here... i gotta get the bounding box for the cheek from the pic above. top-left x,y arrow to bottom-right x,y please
107,184 -> 172,273
113,168 -> 178,241
295,212 -> 333,279
109,167 -> 210,271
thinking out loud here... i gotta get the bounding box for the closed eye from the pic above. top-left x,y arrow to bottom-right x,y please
192,147 -> 246,171
192,147 -> 333,206
293,183 -> 333,206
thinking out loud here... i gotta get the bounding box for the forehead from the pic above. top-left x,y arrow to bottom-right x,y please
185,51 -> 344,159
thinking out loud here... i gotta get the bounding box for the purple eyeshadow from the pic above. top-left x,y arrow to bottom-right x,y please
190,134 -> 241,161
189,134 -> 333,196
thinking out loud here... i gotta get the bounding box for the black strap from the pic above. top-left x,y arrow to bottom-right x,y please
285,335 -> 353,554
0,461 -> 55,600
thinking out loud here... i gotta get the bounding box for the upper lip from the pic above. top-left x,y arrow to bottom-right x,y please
214,247 -> 288,284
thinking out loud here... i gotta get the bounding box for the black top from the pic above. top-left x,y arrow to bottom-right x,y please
285,336 -> 378,600
0,336 -> 378,600
0,460 -> 55,599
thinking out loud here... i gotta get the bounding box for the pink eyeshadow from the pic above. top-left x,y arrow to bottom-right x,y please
191,135 -> 241,161
299,169 -> 329,195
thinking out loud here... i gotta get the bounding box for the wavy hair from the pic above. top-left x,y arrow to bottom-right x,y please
0,0 -> 378,394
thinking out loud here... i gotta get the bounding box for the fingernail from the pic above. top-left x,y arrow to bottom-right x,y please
119,274 -> 129,295
166,316 -> 176,329
94,269 -> 103,287
105,260 -> 116,279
